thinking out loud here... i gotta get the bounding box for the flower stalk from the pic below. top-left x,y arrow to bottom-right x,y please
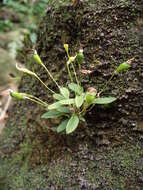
16,63 -> 55,94
33,50 -> 60,89
10,90 -> 47,107
26,97 -> 46,107
66,60 -> 73,82
35,75 -> 55,94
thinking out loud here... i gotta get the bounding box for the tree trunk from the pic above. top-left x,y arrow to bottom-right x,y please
0,1 -> 143,189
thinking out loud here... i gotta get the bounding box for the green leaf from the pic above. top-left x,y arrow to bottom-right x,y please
41,110 -> 62,119
66,114 -> 79,134
57,107 -> 71,113
53,93 -> 65,101
59,98 -> 75,105
75,94 -> 85,108
116,62 -> 131,73
68,83 -> 83,95
94,97 -> 116,104
60,87 -> 70,98
48,102 -> 61,110
48,99 -> 74,110
57,119 -> 69,133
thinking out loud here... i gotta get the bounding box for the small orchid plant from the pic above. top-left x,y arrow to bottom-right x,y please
10,44 -> 132,134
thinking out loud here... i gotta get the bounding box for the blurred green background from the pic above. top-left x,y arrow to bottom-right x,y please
0,0 -> 50,44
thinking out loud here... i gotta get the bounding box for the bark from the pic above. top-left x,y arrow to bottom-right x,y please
0,1 -> 143,189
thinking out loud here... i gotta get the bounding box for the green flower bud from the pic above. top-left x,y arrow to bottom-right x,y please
116,62 -> 131,73
76,49 -> 84,65
10,90 -> 26,100
64,44 -> 69,54
33,50 -> 43,65
85,93 -> 95,105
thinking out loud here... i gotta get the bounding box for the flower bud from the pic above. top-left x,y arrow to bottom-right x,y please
76,49 -> 84,65
64,44 -> 69,54
10,90 -> 26,100
85,93 -> 95,105
87,87 -> 97,96
33,50 -> 43,65
116,62 -> 131,73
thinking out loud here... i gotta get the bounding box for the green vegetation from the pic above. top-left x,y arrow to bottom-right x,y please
0,0 -> 49,43
10,44 -> 131,134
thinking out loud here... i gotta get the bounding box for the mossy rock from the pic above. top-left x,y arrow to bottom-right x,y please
0,1 -> 143,189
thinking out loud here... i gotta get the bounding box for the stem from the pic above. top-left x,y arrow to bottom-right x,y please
99,71 -> 116,95
66,62 -> 73,82
78,63 -> 81,85
79,102 -> 96,116
86,104 -> 95,113
36,75 -> 55,94
71,62 -> 79,85
67,52 -> 70,59
27,95 -> 48,106
41,63 -> 60,89
79,103 -> 88,116
26,97 -> 46,107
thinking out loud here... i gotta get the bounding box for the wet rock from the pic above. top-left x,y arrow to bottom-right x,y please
119,118 -> 128,126
96,137 -> 110,146
133,121 -> 143,132
0,1 -> 143,189
95,154 -> 103,161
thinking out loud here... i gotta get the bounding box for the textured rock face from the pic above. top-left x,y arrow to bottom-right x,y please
0,1 -> 143,189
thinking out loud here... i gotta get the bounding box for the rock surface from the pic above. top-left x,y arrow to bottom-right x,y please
0,1 -> 143,189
